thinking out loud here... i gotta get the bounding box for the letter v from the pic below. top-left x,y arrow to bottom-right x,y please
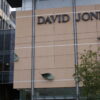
50,15 -> 58,23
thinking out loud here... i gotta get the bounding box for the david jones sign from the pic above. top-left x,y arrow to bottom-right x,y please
37,11 -> 100,24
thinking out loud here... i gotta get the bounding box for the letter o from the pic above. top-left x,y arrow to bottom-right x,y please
82,13 -> 90,21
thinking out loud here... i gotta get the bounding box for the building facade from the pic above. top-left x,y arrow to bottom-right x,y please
9,0 -> 100,99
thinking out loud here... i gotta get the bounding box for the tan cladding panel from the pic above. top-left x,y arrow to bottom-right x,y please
35,34 -> 74,43
14,43 -> 32,71
15,58 -> 31,70
14,70 -> 31,89
78,44 -> 98,54
35,46 -> 74,57
35,81 -> 75,88
35,55 -> 74,69
15,47 -> 31,58
77,32 -> 97,39
15,43 -> 32,59
34,68 -> 75,88
95,5 -> 100,32
16,18 -> 32,38
14,68 -> 75,89
77,21 -> 96,33
16,37 -> 32,44
16,11 -> 32,38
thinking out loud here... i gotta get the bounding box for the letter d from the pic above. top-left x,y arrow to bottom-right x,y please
37,16 -> 45,24
62,14 -> 70,23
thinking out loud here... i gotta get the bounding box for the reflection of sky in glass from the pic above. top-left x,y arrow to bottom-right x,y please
16,0 -> 100,11
76,0 -> 100,6
36,0 -> 100,8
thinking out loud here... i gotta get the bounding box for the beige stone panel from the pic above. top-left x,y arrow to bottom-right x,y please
54,40 -> 74,53
54,55 -> 74,68
78,39 -> 98,55
97,31 -> 100,37
34,68 -> 75,88
78,32 -> 97,39
53,7 -> 71,14
14,70 -> 31,81
35,68 -> 75,80
78,38 -> 97,44
15,43 -> 32,58
16,37 -> 32,44
96,13 -> 100,32
36,42 -> 54,46
35,80 -> 75,88
15,47 -> 31,58
77,21 -> 96,33
35,35 -> 54,43
35,24 -> 55,36
35,56 -> 54,68
76,5 -> 96,33
97,22 -> 100,32
14,11 -> 32,89
35,46 -> 54,57
54,34 -> 73,41
15,58 -> 32,70
16,17 -> 32,37
54,46 -> 74,55
95,4 -> 100,32
16,10 -> 32,17
15,43 -> 32,49
14,70 -> 31,89
54,21 -> 73,34
54,40 -> 74,45
36,7 -> 71,16
36,8 -> 55,15
78,45 -> 98,54
76,5 -> 95,12
14,82 -> 31,89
